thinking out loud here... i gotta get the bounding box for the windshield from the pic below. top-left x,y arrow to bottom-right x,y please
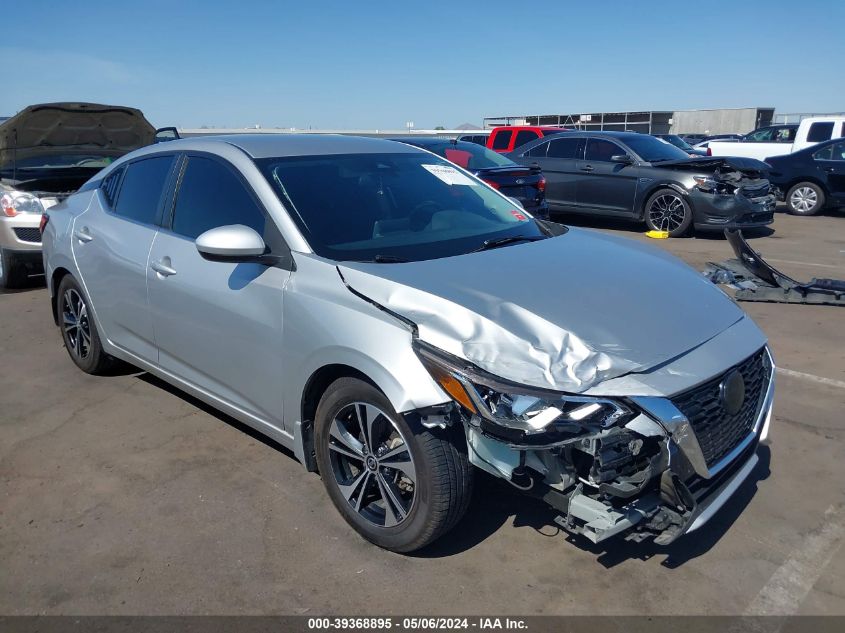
413,141 -> 516,170
659,135 -> 693,151
624,135 -> 691,162
256,152 -> 547,262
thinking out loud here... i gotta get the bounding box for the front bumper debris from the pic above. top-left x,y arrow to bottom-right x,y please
460,346 -> 775,546
704,229 -> 845,306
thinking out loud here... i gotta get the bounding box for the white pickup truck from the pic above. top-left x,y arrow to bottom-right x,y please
708,116 -> 845,160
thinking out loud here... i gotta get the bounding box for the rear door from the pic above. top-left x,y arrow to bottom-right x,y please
574,138 -> 638,216
72,154 -> 177,363
146,153 -> 292,423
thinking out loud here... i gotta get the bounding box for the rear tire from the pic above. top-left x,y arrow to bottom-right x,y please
0,248 -> 28,289
315,377 -> 473,553
644,188 -> 693,237
786,182 -> 825,216
56,275 -> 115,374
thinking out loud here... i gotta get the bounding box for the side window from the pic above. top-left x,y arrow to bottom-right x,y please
547,137 -> 581,159
525,141 -> 549,158
814,145 -> 834,160
491,130 -> 513,150
100,167 -> 124,208
514,130 -> 539,148
585,139 -> 624,162
171,156 -> 266,241
112,156 -> 175,225
807,122 -> 834,143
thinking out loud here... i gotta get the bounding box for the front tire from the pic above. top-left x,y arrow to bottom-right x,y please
0,248 -> 28,289
56,275 -> 114,374
315,377 -> 472,552
786,182 -> 825,216
644,188 -> 693,237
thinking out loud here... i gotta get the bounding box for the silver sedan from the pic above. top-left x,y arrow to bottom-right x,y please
41,135 -> 774,552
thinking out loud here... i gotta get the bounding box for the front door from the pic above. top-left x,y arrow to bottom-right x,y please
146,154 -> 291,424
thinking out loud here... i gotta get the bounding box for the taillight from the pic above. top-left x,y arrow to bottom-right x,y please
537,177 -> 546,192
706,147 -> 712,156
482,179 -> 500,189
39,213 -> 49,234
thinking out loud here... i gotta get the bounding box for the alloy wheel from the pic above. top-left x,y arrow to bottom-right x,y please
790,186 -> 817,213
62,288 -> 91,360
648,193 -> 687,233
327,402 -> 417,528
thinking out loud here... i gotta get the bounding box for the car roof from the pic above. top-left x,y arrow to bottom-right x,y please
549,130 -> 647,140
150,134 -> 423,159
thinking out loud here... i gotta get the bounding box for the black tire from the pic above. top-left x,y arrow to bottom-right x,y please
786,182 -> 825,216
56,275 -> 115,374
0,248 -> 28,289
315,377 -> 473,553
644,188 -> 694,237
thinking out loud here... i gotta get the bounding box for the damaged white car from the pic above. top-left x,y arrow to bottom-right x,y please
42,135 -> 774,552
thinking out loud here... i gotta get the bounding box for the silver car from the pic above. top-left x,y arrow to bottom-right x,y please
42,135 -> 775,552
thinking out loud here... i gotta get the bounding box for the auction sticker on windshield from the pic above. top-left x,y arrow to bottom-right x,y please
422,164 -> 478,186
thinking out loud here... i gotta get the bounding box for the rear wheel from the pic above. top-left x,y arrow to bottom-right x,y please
57,275 -> 114,374
315,377 -> 472,552
0,248 -> 28,289
644,189 -> 693,237
786,182 -> 825,216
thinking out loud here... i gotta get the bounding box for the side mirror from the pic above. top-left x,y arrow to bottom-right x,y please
196,225 -> 266,261
507,196 -> 525,209
154,127 -> 180,143
611,154 -> 633,164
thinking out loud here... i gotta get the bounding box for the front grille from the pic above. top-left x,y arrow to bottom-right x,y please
672,349 -> 771,468
13,227 -> 42,243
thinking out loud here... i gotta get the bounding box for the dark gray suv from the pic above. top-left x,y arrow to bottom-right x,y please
510,131 -> 775,236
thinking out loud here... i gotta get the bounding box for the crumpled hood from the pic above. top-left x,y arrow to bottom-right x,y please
656,156 -> 769,177
339,228 -> 745,393
0,102 -> 155,168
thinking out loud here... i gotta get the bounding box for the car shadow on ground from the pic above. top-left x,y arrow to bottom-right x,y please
0,274 -> 46,294
550,213 -> 775,240
133,370 -> 771,568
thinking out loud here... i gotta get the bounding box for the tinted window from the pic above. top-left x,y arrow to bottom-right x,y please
100,167 -> 124,208
816,142 -> 845,161
491,131 -> 513,150
525,141 -> 549,158
514,130 -> 539,148
257,153 -> 547,262
171,156 -> 266,240
113,156 -> 175,224
619,135 -> 689,162
547,137 -> 581,159
585,139 -> 626,162
807,122 -> 835,143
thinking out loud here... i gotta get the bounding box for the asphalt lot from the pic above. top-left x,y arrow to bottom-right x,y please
1,210 -> 844,616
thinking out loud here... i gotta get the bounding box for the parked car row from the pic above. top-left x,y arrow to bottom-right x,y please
40,133 -> 775,554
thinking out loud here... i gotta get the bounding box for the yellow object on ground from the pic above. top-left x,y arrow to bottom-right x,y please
645,230 -> 670,239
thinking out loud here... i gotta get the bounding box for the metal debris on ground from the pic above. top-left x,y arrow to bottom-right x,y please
703,229 -> 845,306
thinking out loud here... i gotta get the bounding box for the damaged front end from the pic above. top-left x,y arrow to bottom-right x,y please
411,340 -> 775,546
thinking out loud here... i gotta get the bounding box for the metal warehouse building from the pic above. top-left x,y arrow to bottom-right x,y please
483,107 -> 775,135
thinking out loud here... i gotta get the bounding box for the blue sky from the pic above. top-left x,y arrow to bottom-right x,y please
4,0 -> 844,129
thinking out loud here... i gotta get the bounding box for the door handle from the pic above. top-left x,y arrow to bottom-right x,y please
73,227 -> 94,243
580,165 -> 594,172
150,259 -> 177,277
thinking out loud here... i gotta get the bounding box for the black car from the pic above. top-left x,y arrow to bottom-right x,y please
391,137 -> 549,219
765,137 -> 845,216
509,131 -> 775,237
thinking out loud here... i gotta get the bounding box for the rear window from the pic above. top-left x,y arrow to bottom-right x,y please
491,131 -> 513,150
807,122 -> 835,143
112,156 -> 175,225
422,142 -> 515,169
547,137 -> 581,159
514,130 -> 539,148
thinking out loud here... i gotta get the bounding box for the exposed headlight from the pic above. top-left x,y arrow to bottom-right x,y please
693,176 -> 735,195
414,341 -> 633,444
1,190 -> 45,217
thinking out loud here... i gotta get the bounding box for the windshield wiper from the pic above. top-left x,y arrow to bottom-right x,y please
472,235 -> 546,253
372,254 -> 409,263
